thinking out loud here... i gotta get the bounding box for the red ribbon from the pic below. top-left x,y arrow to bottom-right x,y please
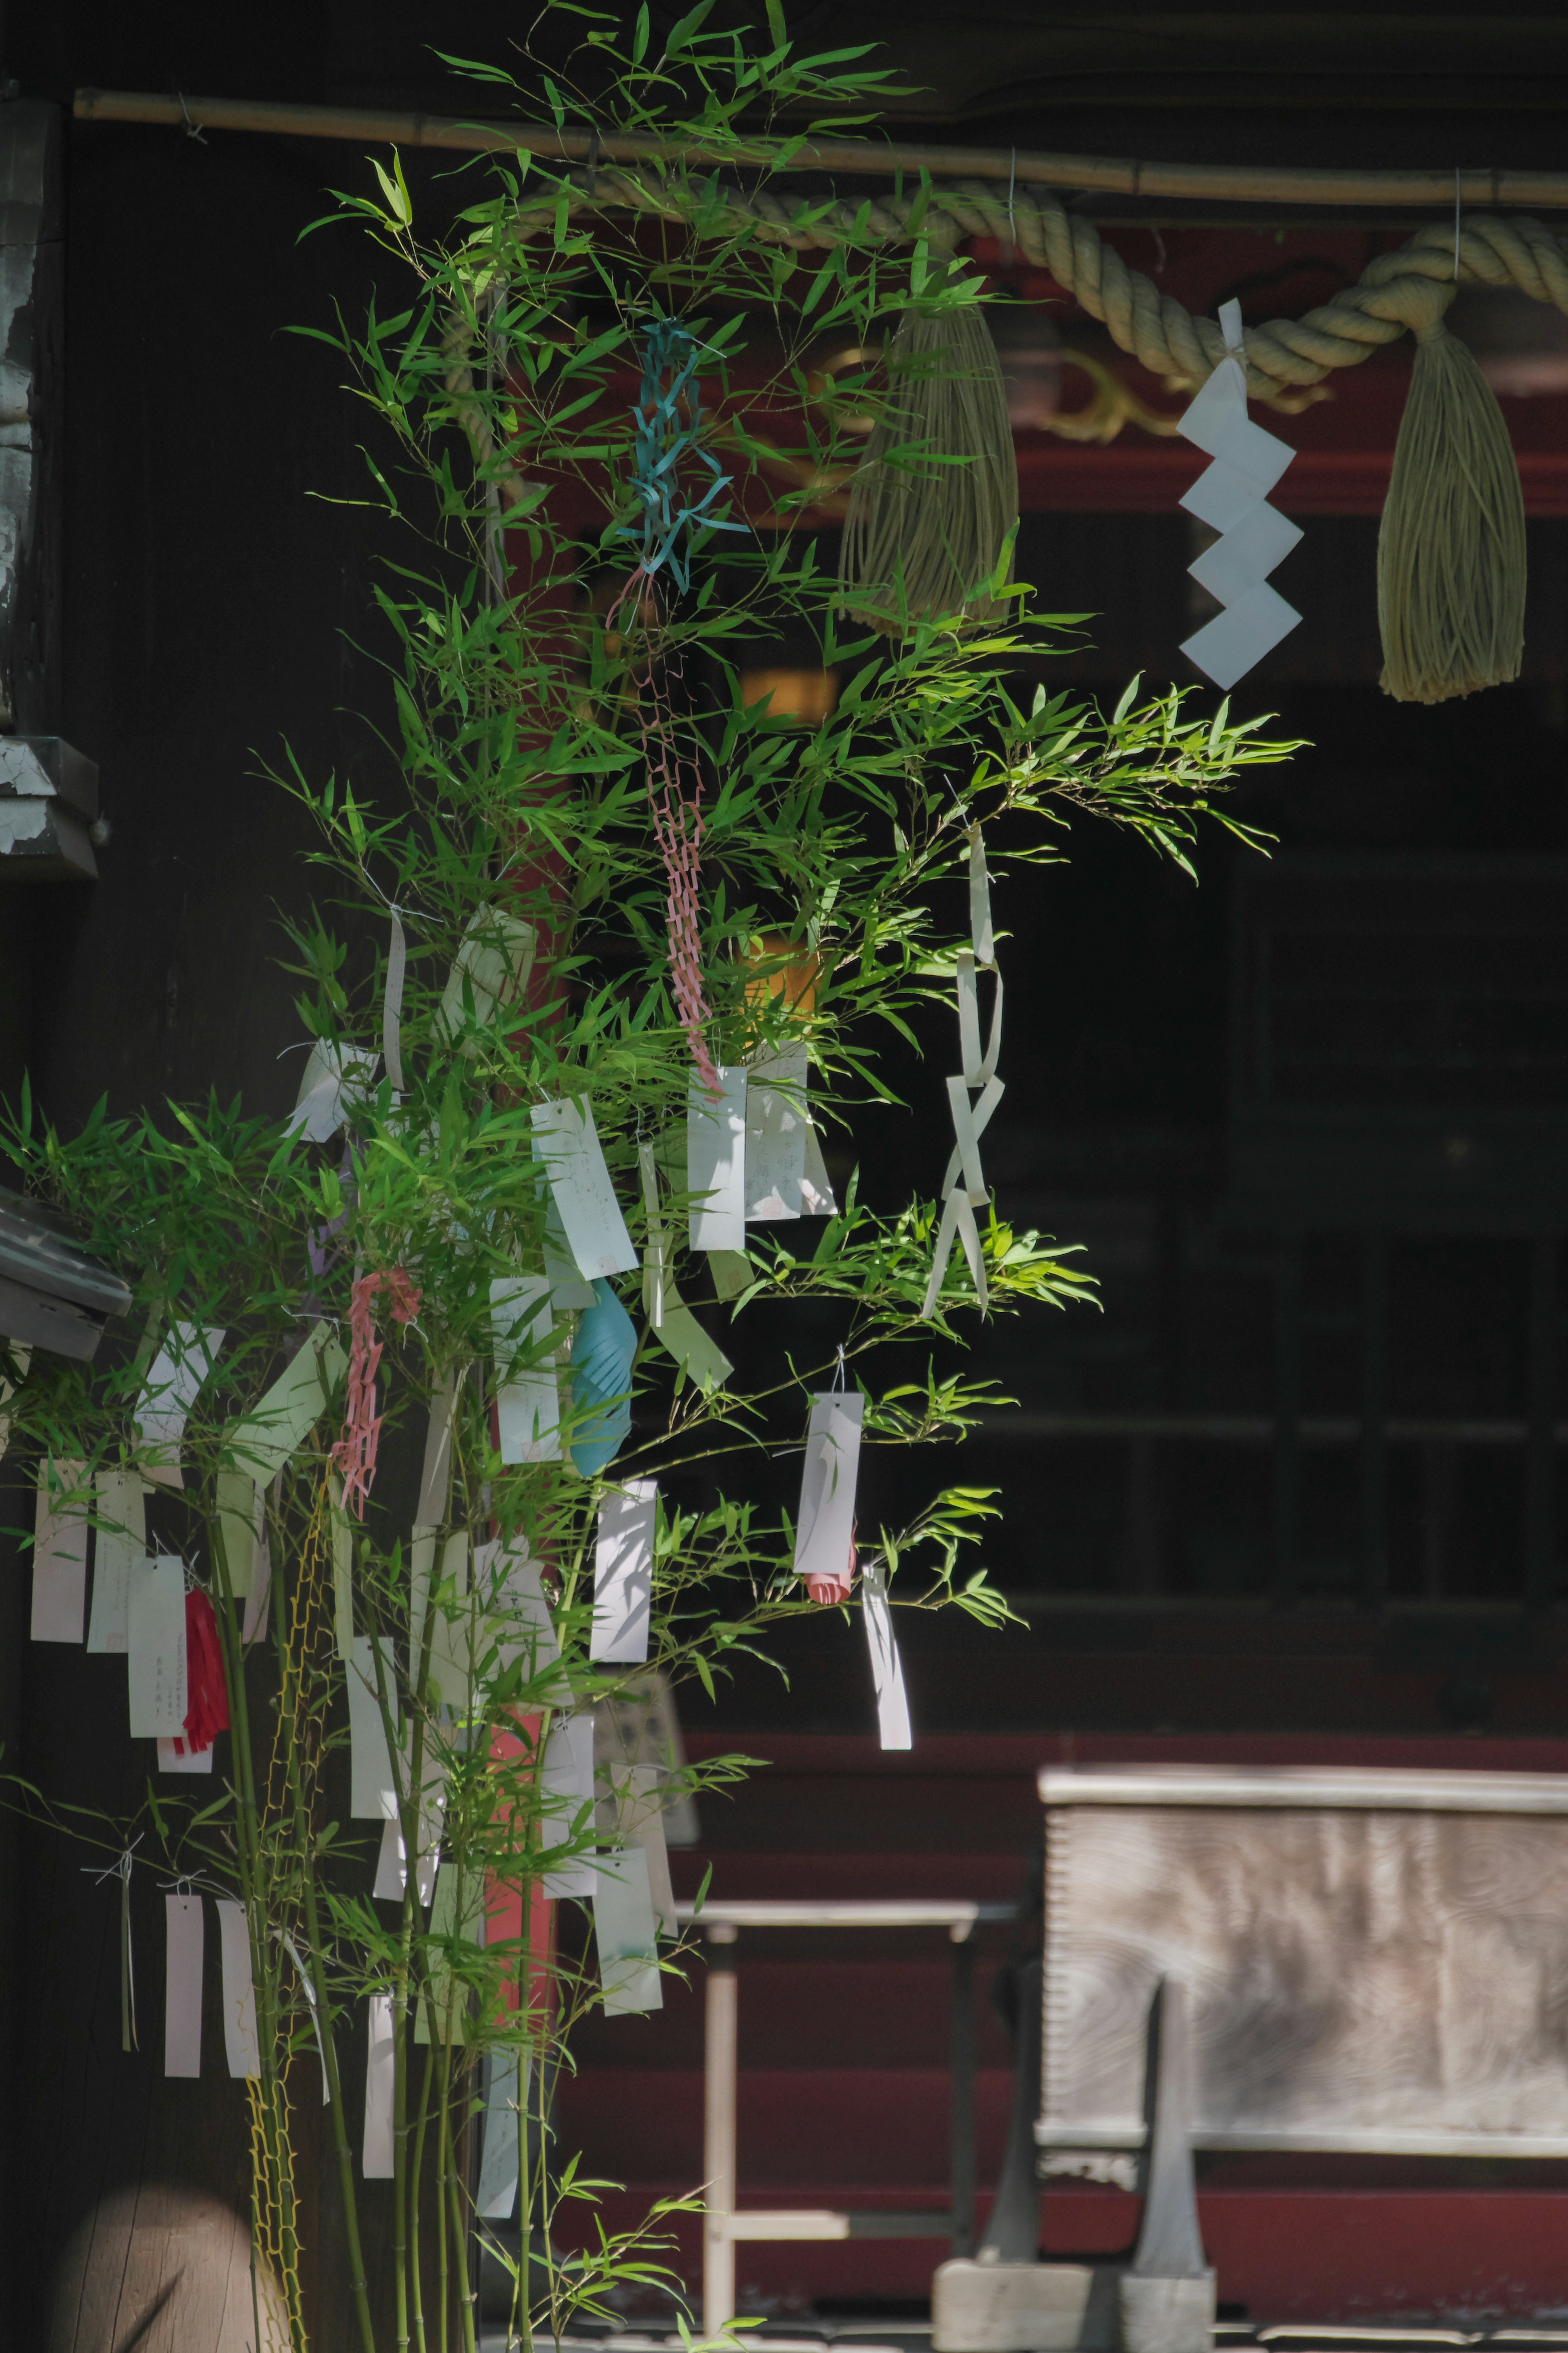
174,1587 -> 230,1757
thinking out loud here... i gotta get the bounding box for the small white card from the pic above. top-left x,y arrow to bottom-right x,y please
530,1097 -> 638,1279
31,1457 -> 89,1644
541,1714 -> 597,1896
363,1993 -> 396,2177
135,1322 -> 225,1488
592,1483 -> 656,1663
688,1067 -> 747,1251
165,1893 -> 204,2078
792,1392 -> 864,1590
477,2050 -> 530,2219
217,1898 -> 260,2079
492,1276 -> 560,1463
348,1635 -> 400,1820
86,1467 -> 148,1655
128,1557 -> 189,1738
861,1554 -> 912,1752
592,1844 -> 663,2015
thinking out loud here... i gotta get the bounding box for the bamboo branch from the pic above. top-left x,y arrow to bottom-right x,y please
71,87 -> 1568,211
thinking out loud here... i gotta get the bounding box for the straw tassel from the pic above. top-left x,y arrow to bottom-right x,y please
1377,279 -> 1527,704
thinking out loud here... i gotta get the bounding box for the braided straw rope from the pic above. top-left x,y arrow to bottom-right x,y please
519,167 -> 1568,395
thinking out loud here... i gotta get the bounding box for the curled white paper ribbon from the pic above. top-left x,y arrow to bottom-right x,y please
383,910 -> 407,1094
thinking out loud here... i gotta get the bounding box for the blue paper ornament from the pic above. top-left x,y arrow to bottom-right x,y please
616,316 -> 744,593
566,1277 -> 637,1478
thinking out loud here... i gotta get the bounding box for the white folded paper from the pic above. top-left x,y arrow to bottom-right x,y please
861,1552 -> 912,1751
541,1713 -> 597,1896
31,1456 -> 89,1643
363,1993 -> 396,2177
688,1067 -> 747,1252
492,1276 -> 560,1463
477,2049 -> 530,2219
591,1482 -> 656,1663
348,1635 -> 400,1820
920,823 -> 1004,1323
530,1096 -> 638,1279
86,1466 -> 148,1655
286,1042 -> 379,1143
1178,299 -> 1303,690
134,1322 -> 225,1488
165,1893 -> 203,2078
791,1392 -> 864,1591
217,1898 -> 260,2079
592,1844 -> 663,2015
437,905 -> 535,1051
127,1557 -> 189,1738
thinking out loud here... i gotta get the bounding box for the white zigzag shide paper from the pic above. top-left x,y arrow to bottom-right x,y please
1178,298 -> 1303,691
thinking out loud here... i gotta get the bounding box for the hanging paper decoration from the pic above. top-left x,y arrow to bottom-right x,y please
286,1041 -> 379,1144
174,1586 -> 229,1757
540,1713 -> 597,1897
437,905 -> 536,1052
241,1479 -> 272,1647
477,2049 -> 529,2220
225,1322 -> 348,1488
415,1860 -> 487,2046
492,1275 -> 561,1463
84,1844 -> 140,2052
280,1929 -> 332,2104
860,1551 -> 912,1752
473,1534 -> 565,1691
1178,299 -> 1302,691
347,1634 -> 400,1820
86,1465 -> 148,1654
373,1746 -> 444,1908
792,1387 -> 864,1605
164,1890 -> 203,2079
688,1067 -> 746,1252
127,1557 -> 188,1740
591,1845 -> 663,2016
426,1529 -> 471,1711
134,1320 -> 225,1489
745,1045 -> 837,1221
637,1142 -> 732,1395
596,1759 -> 676,1936
363,1992 -> 396,2177
381,906 -> 407,1092
530,1096 -> 639,1281
921,824 -> 1004,1320
592,1481 -> 656,1663
332,1267 -> 421,1521
31,1454 -> 89,1643
565,1280 -> 636,1479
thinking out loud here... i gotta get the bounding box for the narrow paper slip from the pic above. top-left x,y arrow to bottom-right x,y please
597,1760 -> 676,1936
363,1994 -> 396,2177
687,1066 -> 746,1251
32,1457 -> 89,1643
492,1276 -> 560,1463
591,1482 -> 656,1662
164,1894 -> 203,2078
225,1323 -> 347,1485
745,1045 -> 808,1220
592,1844 -> 663,2015
416,1370 -> 459,1523
86,1466 -> 148,1655
216,1899 -> 260,2078
286,1042 -> 378,1143
127,1557 -> 189,1737
415,1861 -> 485,2045
474,1535 -> 564,1687
348,1634 -> 400,1820
427,1530 -> 471,1710
241,1482 -> 272,1646
477,2048 -> 531,2219
530,1096 -> 638,1279
541,1714 -> 597,1896
135,1321 -> 225,1488
438,905 -> 535,1049
861,1555 -> 912,1751
792,1392 -> 864,1590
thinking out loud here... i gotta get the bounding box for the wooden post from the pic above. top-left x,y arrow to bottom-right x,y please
703,1926 -> 739,2340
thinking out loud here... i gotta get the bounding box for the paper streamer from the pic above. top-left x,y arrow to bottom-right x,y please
164,1892 -> 203,2078
86,1467 -> 148,1655
286,1042 -> 379,1144
217,1898 -> 260,2079
530,1097 -> 638,1280
860,1552 -> 912,1751
373,1747 -> 444,1907
492,1276 -> 560,1463
158,1736 -> 214,1774
638,1142 -> 732,1395
348,1635 -> 400,1820
792,1392 -> 864,1597
597,1760 -> 676,1937
383,908 -> 407,1093
127,1558 -> 189,1738
477,2049 -> 530,2219
687,1066 -> 746,1252
921,824 -> 1004,1322
31,1457 -> 89,1643
1178,299 -> 1303,689
592,1844 -> 663,2015
134,1322 -> 225,1489
541,1714 -> 597,1897
428,1530 -> 471,1710
363,1993 -> 396,2177
225,1323 -> 347,1487
437,905 -> 535,1053
592,1482 -> 656,1663
745,1045 -> 837,1220
415,1860 -> 485,2045
475,1535 -> 564,1692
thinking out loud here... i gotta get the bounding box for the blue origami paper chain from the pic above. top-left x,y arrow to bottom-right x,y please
617,316 -> 743,592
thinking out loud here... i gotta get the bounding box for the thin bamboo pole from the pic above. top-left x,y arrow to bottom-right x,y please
70,87 -> 1568,212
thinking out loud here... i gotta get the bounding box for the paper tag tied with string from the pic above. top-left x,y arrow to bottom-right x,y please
921,821 -> 1004,1322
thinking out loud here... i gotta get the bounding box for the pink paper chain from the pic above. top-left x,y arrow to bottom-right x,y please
333,1267 -> 421,1519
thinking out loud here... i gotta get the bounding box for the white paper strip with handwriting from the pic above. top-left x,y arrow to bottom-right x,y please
593,1845 -> 663,2015
530,1097 -> 638,1280
135,1322 -> 225,1488
87,1467 -> 148,1655
792,1392 -> 864,1592
349,1635 -> 400,1820
541,1714 -> 597,1896
477,2048 -> 531,2218
492,1276 -> 560,1463
128,1557 -> 189,1738
216,1899 -> 260,2079
32,1457 -> 89,1643
363,1993 -> 396,2178
745,1045 -> 808,1220
164,1893 -> 204,2078
861,1553 -> 912,1751
591,1482 -> 656,1663
159,1736 -> 214,1774
688,1067 -> 747,1251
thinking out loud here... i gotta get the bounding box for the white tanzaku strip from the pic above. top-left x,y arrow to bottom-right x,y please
363,1994 -> 396,2178
968,822 -> 996,966
687,1066 -> 747,1252
792,1392 -> 865,1590
541,1713 -> 597,1897
158,1735 -> 214,1774
416,1369 -> 460,1523
592,1844 -> 663,2015
285,1042 -> 379,1144
348,1635 -> 400,1820
861,1552 -> 913,1752
382,908 -> 407,1093
216,1899 -> 260,2079
597,1760 -> 677,1937
492,1275 -> 560,1463
745,1044 -> 807,1221
134,1322 -> 225,1489
127,1557 -> 188,1739
86,1466 -> 148,1654
427,1530 -> 471,1710
477,2049 -> 530,2219
437,905 -> 535,1051
474,1534 -> 564,1687
241,1481 -> 272,1646
530,1096 -> 638,1280
32,1456 -> 89,1643
225,1322 -> 347,1486
164,1893 -> 203,2079
373,1745 -> 445,1907
592,1482 -> 656,1663
637,1141 -> 733,1394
